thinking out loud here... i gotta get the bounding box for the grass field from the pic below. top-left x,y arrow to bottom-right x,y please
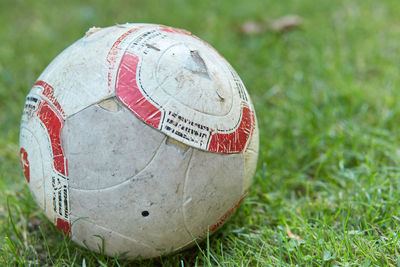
2,0 -> 400,265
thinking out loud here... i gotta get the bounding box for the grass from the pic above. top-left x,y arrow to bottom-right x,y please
1,0 -> 400,265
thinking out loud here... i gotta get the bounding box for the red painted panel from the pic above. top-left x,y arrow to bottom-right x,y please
56,218 -> 71,236
37,101 -> 67,176
34,80 -> 66,118
208,106 -> 254,153
107,25 -> 158,94
107,28 -> 140,93
116,52 -> 161,129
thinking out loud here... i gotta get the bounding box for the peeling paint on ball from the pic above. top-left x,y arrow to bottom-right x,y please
19,23 -> 259,259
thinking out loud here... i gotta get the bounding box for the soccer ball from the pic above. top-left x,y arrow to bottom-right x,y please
19,23 -> 259,259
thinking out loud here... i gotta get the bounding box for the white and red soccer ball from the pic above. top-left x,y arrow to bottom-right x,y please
19,23 -> 259,259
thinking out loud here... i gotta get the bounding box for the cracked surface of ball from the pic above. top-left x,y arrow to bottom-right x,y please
19,23 -> 259,259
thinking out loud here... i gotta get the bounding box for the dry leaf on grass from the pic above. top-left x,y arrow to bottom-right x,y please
269,15 -> 302,32
240,20 -> 265,35
286,224 -> 302,240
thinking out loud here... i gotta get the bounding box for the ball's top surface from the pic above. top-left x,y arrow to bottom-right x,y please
36,23 -> 255,154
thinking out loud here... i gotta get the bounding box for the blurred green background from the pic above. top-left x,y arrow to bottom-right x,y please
2,0 -> 400,265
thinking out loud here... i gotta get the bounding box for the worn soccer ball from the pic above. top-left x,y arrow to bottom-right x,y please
19,23 -> 259,259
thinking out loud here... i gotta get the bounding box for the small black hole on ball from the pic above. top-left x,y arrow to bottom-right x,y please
141,211 -> 149,217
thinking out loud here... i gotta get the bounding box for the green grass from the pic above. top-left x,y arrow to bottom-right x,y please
2,0 -> 400,265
